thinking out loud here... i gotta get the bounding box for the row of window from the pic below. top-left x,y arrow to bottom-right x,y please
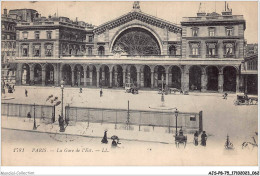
3,51 -> 16,56
21,44 -> 53,57
190,42 -> 235,57
247,60 -> 257,70
191,27 -> 234,37
22,31 -> 52,40
2,34 -> 16,40
1,42 -> 16,49
1,24 -> 15,31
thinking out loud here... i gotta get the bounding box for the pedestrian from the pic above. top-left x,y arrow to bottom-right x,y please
101,130 -> 108,144
201,131 -> 207,146
58,115 -> 62,127
27,112 -> 31,118
194,131 -> 199,146
79,87 -> 82,93
25,89 -> 28,97
223,92 -> 228,99
100,88 -> 103,97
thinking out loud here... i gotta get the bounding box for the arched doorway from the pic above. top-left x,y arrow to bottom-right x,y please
155,65 -> 166,88
99,65 -> 109,87
34,64 -> 42,85
45,64 -> 54,85
207,66 -> 219,91
74,64 -> 84,86
189,66 -> 201,91
21,64 -> 30,85
143,65 -> 151,88
129,65 -> 137,85
113,65 -> 123,87
170,66 -> 181,89
91,66 -> 97,87
62,64 -> 72,86
223,66 -> 237,92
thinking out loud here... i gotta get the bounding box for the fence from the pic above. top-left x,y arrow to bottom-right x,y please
65,106 -> 203,133
1,102 -> 55,119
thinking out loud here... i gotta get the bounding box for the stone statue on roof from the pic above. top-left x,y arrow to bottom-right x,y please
133,1 -> 141,11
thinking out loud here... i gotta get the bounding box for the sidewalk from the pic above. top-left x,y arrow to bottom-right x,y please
2,116 -> 196,144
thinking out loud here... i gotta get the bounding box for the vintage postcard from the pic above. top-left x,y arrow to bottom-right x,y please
1,0 -> 258,168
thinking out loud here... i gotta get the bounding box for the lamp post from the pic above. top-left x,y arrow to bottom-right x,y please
33,103 -> 37,130
161,75 -> 165,106
174,108 -> 179,136
60,80 -> 65,132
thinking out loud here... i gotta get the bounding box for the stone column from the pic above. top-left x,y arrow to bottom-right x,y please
15,63 -> 22,85
127,71 -> 131,84
109,71 -> 113,87
244,75 -> 248,93
218,73 -> 224,93
201,72 -> 207,92
30,66 -> 34,84
83,67 -> 87,87
123,71 -> 126,87
140,72 -> 144,87
166,71 -> 169,86
71,67 -> 75,87
236,74 -> 240,93
181,66 -> 189,92
89,70 -> 93,86
154,72 -> 158,88
137,71 -> 140,88
169,73 -> 172,87
114,72 -> 118,87
96,71 -> 100,88
151,71 -> 154,88
42,67 -> 46,86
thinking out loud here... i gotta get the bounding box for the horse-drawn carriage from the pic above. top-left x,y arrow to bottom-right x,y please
234,94 -> 258,105
174,128 -> 187,148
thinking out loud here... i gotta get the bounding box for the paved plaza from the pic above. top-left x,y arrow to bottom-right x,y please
1,86 -> 258,165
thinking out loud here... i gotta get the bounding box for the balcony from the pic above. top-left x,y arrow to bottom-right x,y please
189,55 -> 201,58
224,54 -> 235,58
206,55 -> 218,58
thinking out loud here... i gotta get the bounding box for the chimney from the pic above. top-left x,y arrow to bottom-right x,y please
4,8 -> 7,15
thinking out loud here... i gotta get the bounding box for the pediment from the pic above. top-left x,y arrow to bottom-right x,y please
93,11 -> 181,35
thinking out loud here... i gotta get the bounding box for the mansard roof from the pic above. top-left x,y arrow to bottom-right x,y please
93,11 -> 182,35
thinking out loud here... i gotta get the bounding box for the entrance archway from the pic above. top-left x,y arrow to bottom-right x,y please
113,65 -> 123,87
189,66 -> 202,91
34,64 -> 42,85
170,66 -> 181,89
74,64 -> 84,86
21,64 -> 30,85
155,65 -> 166,88
207,66 -> 219,91
223,66 -> 237,92
143,65 -> 151,88
99,65 -> 109,87
62,64 -> 72,86
45,64 -> 54,85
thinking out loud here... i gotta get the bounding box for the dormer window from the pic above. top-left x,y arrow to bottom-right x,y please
226,27 -> 233,36
209,27 -> 215,37
192,27 -> 199,37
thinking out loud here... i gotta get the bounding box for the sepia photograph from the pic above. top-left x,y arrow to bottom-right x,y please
0,0 -> 258,172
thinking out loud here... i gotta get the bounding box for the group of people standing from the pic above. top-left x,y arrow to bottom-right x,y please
194,131 -> 207,146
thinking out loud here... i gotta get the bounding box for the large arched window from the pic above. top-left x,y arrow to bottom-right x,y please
112,27 -> 161,56
98,46 -> 105,56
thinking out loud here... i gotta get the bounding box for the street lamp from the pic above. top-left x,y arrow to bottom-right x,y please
161,75 -> 165,106
33,103 -> 37,130
60,80 -> 65,132
174,108 -> 179,136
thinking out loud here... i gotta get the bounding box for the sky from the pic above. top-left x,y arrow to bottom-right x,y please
1,1 -> 258,43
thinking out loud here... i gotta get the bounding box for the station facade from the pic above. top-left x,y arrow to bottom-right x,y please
12,2 -> 250,93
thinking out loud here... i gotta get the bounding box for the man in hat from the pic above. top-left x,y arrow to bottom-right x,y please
201,131 -> 207,146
